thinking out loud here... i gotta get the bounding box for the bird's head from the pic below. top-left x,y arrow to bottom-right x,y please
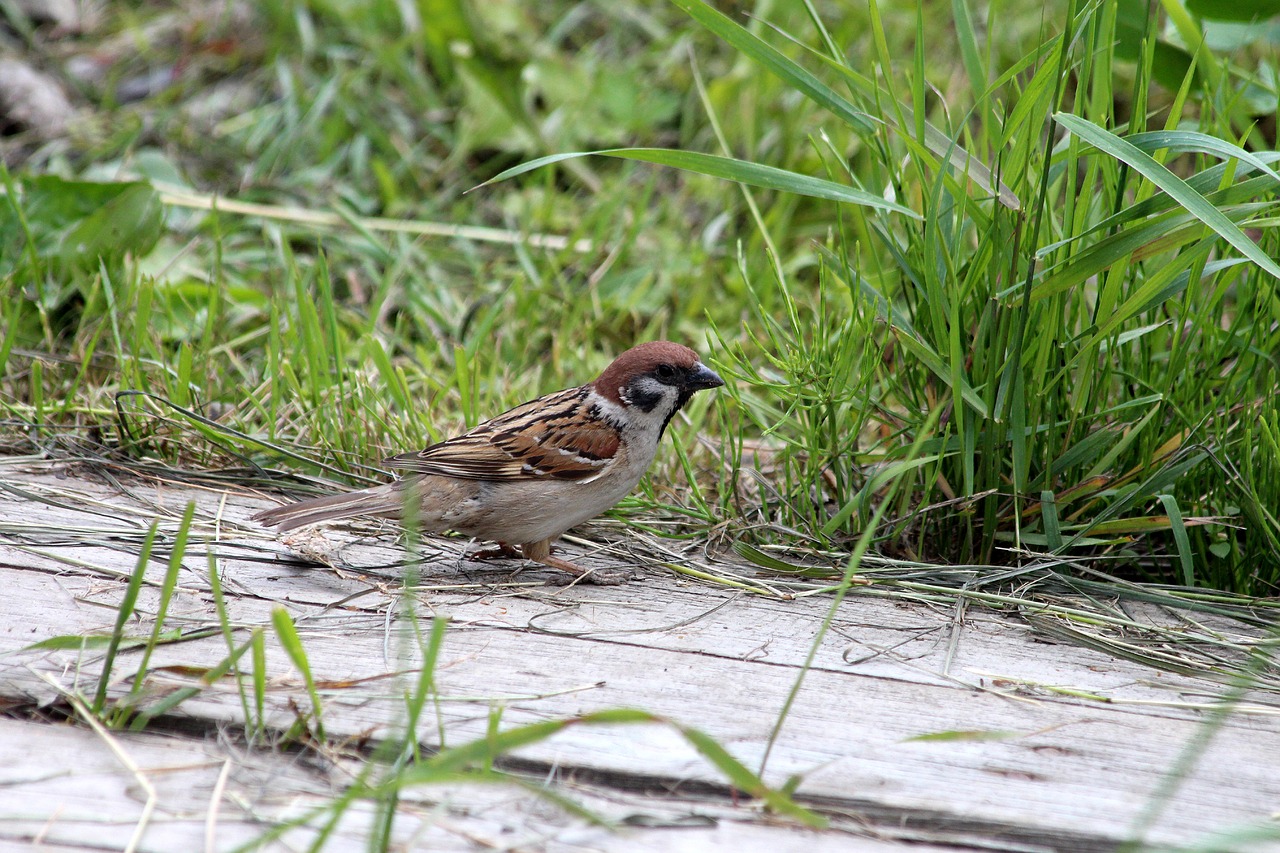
592,341 -> 724,435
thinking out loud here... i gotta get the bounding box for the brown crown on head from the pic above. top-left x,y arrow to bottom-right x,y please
591,341 -> 701,401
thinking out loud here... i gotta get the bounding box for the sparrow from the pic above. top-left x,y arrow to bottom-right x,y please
253,341 -> 724,581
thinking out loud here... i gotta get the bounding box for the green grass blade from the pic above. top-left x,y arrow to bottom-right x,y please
127,502 -> 196,710
94,521 -> 158,715
668,0 -> 875,134
757,15 -> 1021,209
1041,490 -> 1064,552
481,149 -> 920,219
1156,493 -> 1196,587
272,606 -> 327,741
1126,130 -> 1280,182
131,631 -> 260,728
676,723 -> 826,827
207,551 -> 256,736
890,328 -> 990,418
1054,113 -> 1280,280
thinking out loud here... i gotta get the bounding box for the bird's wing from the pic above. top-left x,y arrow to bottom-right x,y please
383,387 -> 621,482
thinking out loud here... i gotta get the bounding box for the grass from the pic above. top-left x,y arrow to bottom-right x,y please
4,0 -> 1279,593
3,0 -> 1280,847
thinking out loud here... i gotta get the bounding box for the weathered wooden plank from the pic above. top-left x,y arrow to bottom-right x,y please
5,475 -> 1261,722
1,464 -> 1278,851
0,715 -> 963,853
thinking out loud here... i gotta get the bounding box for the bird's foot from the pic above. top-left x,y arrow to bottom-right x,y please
467,542 -> 524,562
535,553 -> 639,586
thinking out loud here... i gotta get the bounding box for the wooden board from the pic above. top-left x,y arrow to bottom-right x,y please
1,461 -> 1278,852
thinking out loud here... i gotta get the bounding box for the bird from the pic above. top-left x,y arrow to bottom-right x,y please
253,341 -> 724,582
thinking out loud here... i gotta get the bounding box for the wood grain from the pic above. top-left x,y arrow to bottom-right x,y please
1,462 -> 1277,851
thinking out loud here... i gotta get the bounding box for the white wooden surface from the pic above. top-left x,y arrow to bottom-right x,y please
1,461 -> 1278,852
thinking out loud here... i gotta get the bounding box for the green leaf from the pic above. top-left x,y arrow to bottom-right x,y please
1,177 -> 163,279
905,729 -> 1024,742
272,606 -> 326,741
733,542 -> 808,573
756,18 -> 1021,209
58,183 -> 163,267
677,723 -> 827,827
1187,0 -> 1280,21
823,453 -> 943,536
667,0 -> 875,134
482,149 -> 920,218
19,634 -> 120,652
1040,491 -> 1064,552
1054,113 -> 1280,280
1126,130 -> 1280,183
890,327 -> 990,418
1156,494 -> 1196,587
95,522 -> 157,714
1037,154 -> 1280,259
1150,40 -> 1196,91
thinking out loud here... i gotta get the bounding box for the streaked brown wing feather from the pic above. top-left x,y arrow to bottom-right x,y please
384,387 -> 620,482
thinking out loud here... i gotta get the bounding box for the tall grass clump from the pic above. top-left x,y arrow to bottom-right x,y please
498,0 -> 1279,592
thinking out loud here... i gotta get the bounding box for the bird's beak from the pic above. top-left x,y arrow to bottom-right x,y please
687,362 -> 725,391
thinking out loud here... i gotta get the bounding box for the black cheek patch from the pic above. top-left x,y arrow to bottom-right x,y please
626,382 -> 665,413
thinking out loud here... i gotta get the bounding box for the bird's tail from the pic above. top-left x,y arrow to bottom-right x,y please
253,482 -> 405,532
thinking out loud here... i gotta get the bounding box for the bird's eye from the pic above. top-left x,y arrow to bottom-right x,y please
655,363 -> 677,382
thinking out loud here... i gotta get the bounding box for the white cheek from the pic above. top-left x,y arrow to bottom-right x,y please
590,391 -> 628,425
589,387 -> 674,443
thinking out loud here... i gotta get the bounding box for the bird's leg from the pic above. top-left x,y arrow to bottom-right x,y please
467,541 -> 524,562
520,539 -> 635,585
519,538 -> 583,574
